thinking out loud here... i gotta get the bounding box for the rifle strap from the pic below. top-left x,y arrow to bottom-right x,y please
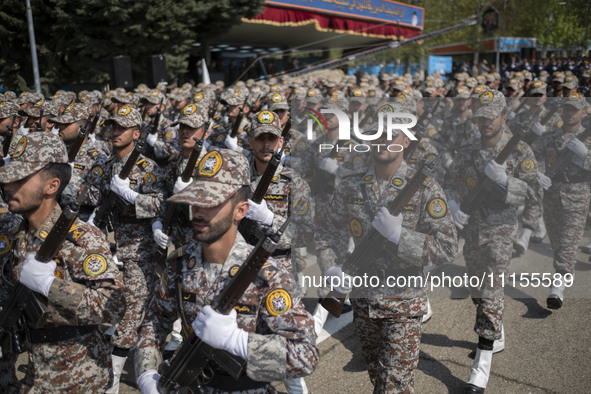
175,257 -> 192,341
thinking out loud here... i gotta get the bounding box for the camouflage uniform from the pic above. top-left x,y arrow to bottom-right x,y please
316,160 -> 458,393
135,149 -> 318,393
0,133 -> 125,392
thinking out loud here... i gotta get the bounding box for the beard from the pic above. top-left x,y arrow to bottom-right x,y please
192,209 -> 234,244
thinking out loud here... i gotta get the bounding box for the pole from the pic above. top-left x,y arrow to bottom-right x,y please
25,0 -> 41,93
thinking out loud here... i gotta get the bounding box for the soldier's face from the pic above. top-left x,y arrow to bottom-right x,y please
0,117 -> 15,133
250,133 -> 282,163
475,113 -> 505,139
57,122 -> 80,143
3,171 -> 52,215
112,123 -> 139,149
561,105 -> 585,126
370,132 -> 409,163
179,124 -> 206,149
275,109 -> 289,126
191,196 -> 248,244
226,104 -> 241,118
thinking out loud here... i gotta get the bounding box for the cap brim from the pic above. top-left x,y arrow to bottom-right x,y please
0,161 -> 47,183
167,179 -> 241,208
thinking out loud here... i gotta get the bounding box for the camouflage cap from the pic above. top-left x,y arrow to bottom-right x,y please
505,78 -> 520,91
392,79 -> 407,91
485,73 -> 495,83
305,88 -> 322,104
0,133 -> 68,183
563,74 -> 578,90
17,92 -> 44,106
523,71 -> 533,81
167,149 -> 250,208
552,71 -> 565,83
268,92 -> 289,111
18,98 -> 59,118
224,88 -> 249,106
474,89 -> 506,119
251,110 -> 282,139
3,91 -> 17,101
562,92 -> 588,110
528,80 -> 547,96
471,84 -> 488,99
476,75 -> 487,85
465,77 -> 478,89
50,103 -> 91,124
141,89 -> 165,105
0,100 -> 19,119
455,86 -> 471,99
174,103 -> 208,129
112,91 -> 137,105
107,105 -> 142,128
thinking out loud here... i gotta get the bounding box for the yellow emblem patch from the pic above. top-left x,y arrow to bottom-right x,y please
39,230 -> 48,240
117,105 -> 131,116
229,264 -> 240,277
296,141 -> 307,151
533,80 -> 543,88
83,254 -> 107,276
557,120 -> 564,128
187,257 -> 196,269
258,110 -> 274,124
64,103 -> 74,113
193,93 -> 203,102
184,104 -> 197,115
392,177 -> 404,186
480,91 -> 494,104
520,159 -> 535,173
350,218 -> 363,238
466,177 -> 476,188
67,225 -> 86,243
395,94 -> 407,105
427,128 -> 437,137
363,175 -> 373,182
293,197 -> 309,215
427,198 -> 447,219
198,151 -> 223,177
143,172 -> 156,185
0,235 -> 11,255
272,93 -> 283,103
90,166 -> 103,177
11,136 -> 27,159
0,101 -> 6,110
164,131 -> 174,141
266,289 -> 292,316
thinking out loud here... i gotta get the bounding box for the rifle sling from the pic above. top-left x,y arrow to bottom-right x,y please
29,325 -> 98,344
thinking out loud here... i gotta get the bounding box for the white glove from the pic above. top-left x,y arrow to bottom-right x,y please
2,156 -> 10,166
246,199 -> 274,226
531,121 -> 546,136
323,265 -> 352,295
89,133 -> 96,143
173,176 -> 193,194
371,207 -> 403,245
146,132 -> 158,147
17,125 -> 29,135
86,210 -> 96,226
444,158 -> 454,169
152,221 -> 171,249
224,135 -> 238,150
484,160 -> 508,187
50,126 -> 60,136
192,305 -> 249,359
19,253 -> 57,297
280,152 -> 286,165
110,175 -> 139,204
137,369 -> 160,394
319,157 -> 339,175
538,172 -> 552,190
448,199 -> 470,230
507,111 -> 516,121
567,138 -> 588,159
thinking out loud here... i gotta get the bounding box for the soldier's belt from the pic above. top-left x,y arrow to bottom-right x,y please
29,325 -> 98,344
206,368 -> 269,391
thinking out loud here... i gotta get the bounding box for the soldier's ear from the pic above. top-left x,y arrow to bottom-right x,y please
234,200 -> 249,222
43,176 -> 60,198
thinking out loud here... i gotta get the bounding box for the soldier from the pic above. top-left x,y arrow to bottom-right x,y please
445,90 -> 542,393
534,92 -> 590,309
134,149 -> 318,393
17,98 -> 59,133
0,101 -> 20,156
84,105 -> 166,392
315,120 -> 458,393
0,133 -> 125,392
143,90 -> 179,163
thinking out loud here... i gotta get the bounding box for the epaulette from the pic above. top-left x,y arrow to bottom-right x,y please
166,245 -> 188,264
136,157 -> 149,170
279,169 -> 292,179
66,222 -> 87,245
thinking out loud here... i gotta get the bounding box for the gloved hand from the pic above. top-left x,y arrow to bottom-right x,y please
173,176 -> 193,194
246,199 -> 274,226
146,132 -> 158,147
2,156 -> 10,166
225,135 -> 239,150
444,158 -> 454,169
152,221 -> 171,249
192,305 -> 249,359
371,207 -> 403,244
50,126 -> 60,136
19,253 -> 57,297
484,160 -> 508,187
323,265 -> 353,295
538,172 -> 552,190
280,152 -> 286,165
86,210 -> 96,226
567,138 -> 588,159
319,158 -> 339,175
89,133 -> 96,143
137,369 -> 160,394
110,175 -> 139,204
17,125 -> 29,136
507,111 -> 516,121
448,200 -> 470,230
531,121 -> 546,136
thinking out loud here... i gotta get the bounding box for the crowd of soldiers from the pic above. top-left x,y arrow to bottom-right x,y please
0,59 -> 589,394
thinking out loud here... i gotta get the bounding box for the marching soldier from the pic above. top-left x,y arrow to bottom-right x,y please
0,133 -> 125,392
135,149 -> 318,393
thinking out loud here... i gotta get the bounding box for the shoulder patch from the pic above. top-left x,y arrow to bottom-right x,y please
136,158 -> 149,170
427,198 -> 447,219
66,224 -> 86,244
280,169 -> 292,179
234,303 -> 257,315
229,264 -> 240,277
350,218 -> 363,238
0,234 -> 11,255
520,158 -> 535,173
83,254 -> 108,276
259,262 -> 278,281
266,289 -> 292,316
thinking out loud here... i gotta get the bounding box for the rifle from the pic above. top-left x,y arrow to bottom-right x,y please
404,98 -> 443,159
150,97 -> 165,135
154,135 -> 206,267
2,114 -> 16,158
67,114 -> 93,162
545,125 -> 591,180
34,109 -> 44,131
0,199 -> 81,355
541,99 -> 562,127
157,217 -> 292,394
460,106 -> 542,214
229,104 -> 245,138
93,139 -> 145,232
320,158 -> 437,317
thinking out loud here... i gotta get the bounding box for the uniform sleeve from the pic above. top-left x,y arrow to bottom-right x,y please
135,162 -> 166,219
509,144 -> 542,208
45,222 -> 125,326
246,266 -> 318,381
396,180 -> 459,267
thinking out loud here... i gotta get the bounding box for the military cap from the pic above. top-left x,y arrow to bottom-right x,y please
562,92 -> 588,110
18,98 -> 59,118
167,149 -> 250,208
505,78 -> 520,91
552,71 -> 565,83
392,79 -> 407,91
17,92 -> 43,106
141,89 -> 165,105
107,105 -> 142,128
349,88 -> 366,102
563,74 -> 578,90
112,91 -> 137,105
223,88 -> 248,106
0,133 -> 68,183
455,86 -> 471,99
268,92 -> 289,111
474,89 -> 506,119
523,71 -> 533,81
305,88 -> 322,104
3,91 -> 17,101
485,73 -> 495,83
476,75 -> 487,85
246,87 -> 265,107
251,110 -> 282,139
50,103 -> 91,124
471,84 -> 488,99
0,100 -> 20,119
528,80 -> 547,96
465,77 -> 478,89
174,103 -> 208,129
454,72 -> 468,82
